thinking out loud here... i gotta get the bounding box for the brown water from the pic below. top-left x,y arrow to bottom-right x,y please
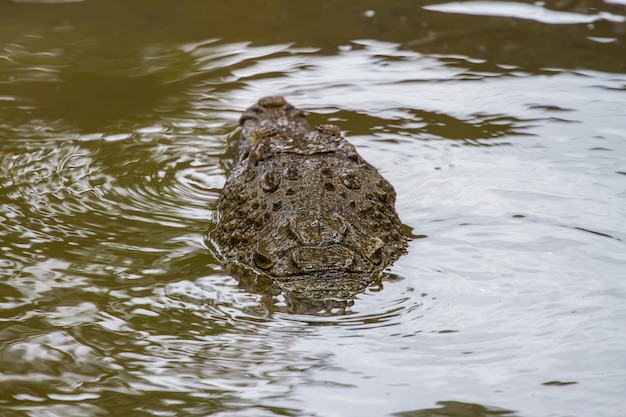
1,1 -> 626,416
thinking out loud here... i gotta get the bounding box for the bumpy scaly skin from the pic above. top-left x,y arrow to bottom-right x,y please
212,96 -> 407,296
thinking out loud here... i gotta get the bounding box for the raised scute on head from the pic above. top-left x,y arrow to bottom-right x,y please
315,124 -> 341,137
336,140 -> 362,164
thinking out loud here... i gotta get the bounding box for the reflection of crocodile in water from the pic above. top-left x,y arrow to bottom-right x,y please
210,96 -> 407,298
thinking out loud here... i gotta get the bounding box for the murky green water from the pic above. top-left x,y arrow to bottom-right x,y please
1,1 -> 625,416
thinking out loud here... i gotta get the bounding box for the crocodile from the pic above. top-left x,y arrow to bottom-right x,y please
210,96 -> 407,299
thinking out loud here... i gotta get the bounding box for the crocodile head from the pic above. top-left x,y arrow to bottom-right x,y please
239,204 -> 389,299
212,96 -> 408,304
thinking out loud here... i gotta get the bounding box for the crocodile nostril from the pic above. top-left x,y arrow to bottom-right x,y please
291,245 -> 354,272
370,247 -> 383,265
258,96 -> 287,108
254,251 -> 274,270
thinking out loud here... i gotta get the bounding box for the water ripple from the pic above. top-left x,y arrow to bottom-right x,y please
1,7 -> 625,415
424,1 -> 626,24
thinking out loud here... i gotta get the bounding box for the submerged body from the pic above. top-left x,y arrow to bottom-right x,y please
211,96 -> 407,297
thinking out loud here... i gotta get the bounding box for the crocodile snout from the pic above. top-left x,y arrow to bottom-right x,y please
291,245 -> 354,273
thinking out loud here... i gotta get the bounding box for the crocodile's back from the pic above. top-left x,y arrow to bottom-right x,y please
211,97 -> 407,295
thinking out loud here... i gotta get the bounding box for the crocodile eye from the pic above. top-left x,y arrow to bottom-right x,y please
254,251 -> 274,270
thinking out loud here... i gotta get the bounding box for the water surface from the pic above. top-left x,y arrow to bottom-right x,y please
1,1 -> 625,416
